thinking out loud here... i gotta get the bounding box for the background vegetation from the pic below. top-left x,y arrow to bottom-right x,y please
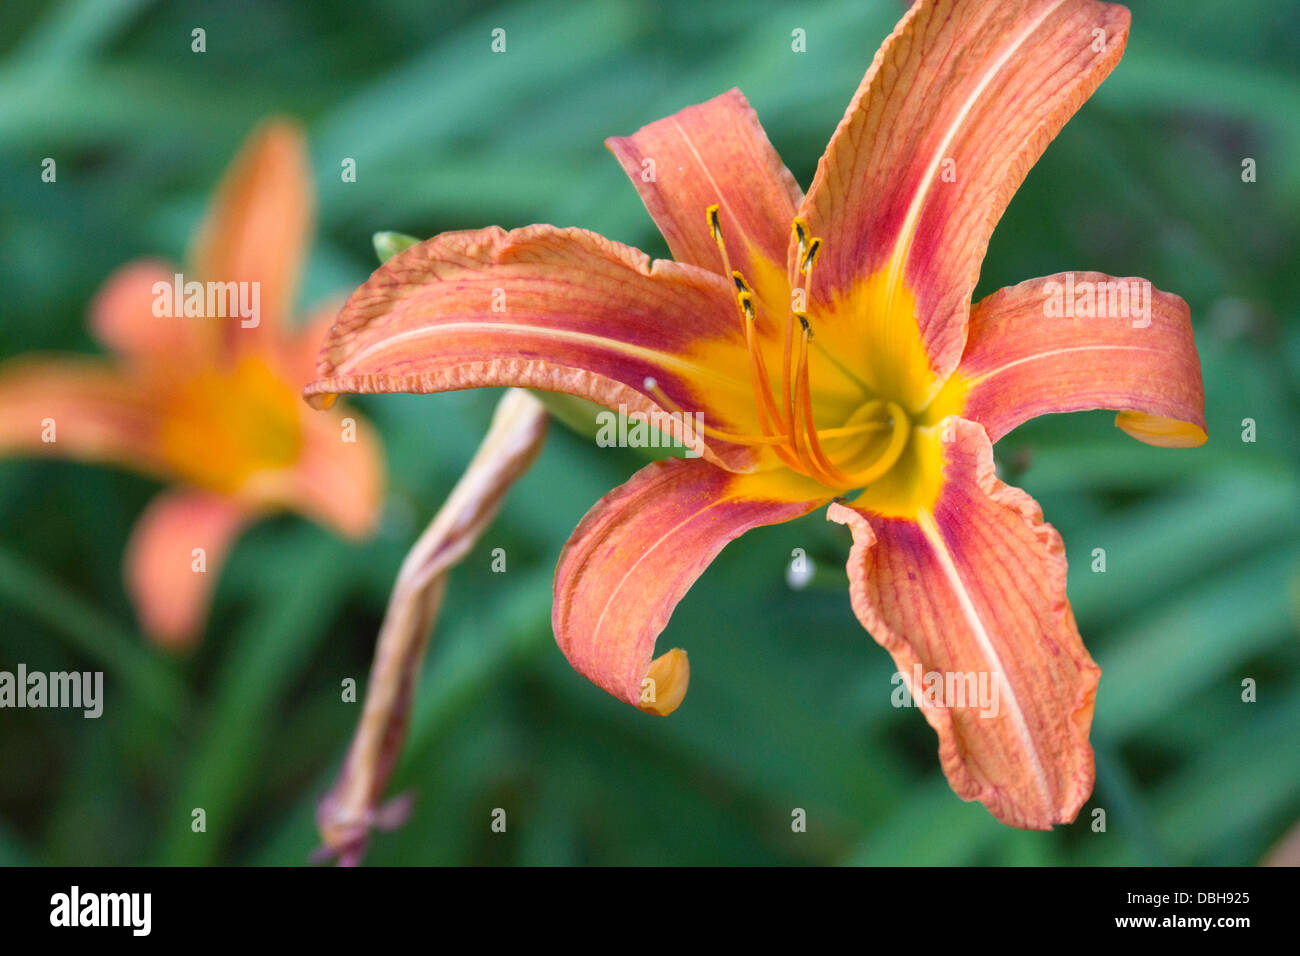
0,0 -> 1297,865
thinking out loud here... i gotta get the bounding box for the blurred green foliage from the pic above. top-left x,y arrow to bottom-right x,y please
0,0 -> 1298,865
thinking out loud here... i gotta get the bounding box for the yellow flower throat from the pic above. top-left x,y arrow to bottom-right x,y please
646,207 -> 919,493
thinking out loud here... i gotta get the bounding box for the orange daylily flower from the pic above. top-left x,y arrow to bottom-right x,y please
0,120 -> 384,648
304,0 -> 1205,829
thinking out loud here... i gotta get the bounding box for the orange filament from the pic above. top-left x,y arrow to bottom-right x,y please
732,278 -> 786,433
707,204 -> 798,470
708,208 -> 780,425
780,218 -> 811,454
639,205 -> 912,491
794,318 -> 858,488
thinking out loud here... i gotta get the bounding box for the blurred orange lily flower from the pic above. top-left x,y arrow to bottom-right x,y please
0,120 -> 384,648
304,0 -> 1205,829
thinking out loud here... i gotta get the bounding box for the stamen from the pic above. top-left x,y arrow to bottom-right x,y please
793,318 -> 857,487
781,307 -> 800,458
704,207 -> 787,442
662,206 -> 906,488
786,320 -> 814,474
706,204 -> 723,245
737,290 -> 755,318
792,217 -> 809,262
728,282 -> 785,437
800,237 -> 822,276
783,218 -> 819,436
736,291 -> 783,428
706,205 -> 734,277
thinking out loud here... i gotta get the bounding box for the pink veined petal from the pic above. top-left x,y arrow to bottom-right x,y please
607,88 -> 801,287
553,456 -> 831,715
954,272 -> 1207,447
799,0 -> 1131,376
304,224 -> 767,471
829,417 -> 1099,829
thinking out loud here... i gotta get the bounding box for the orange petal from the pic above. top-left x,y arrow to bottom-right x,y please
606,88 -> 801,287
553,457 -> 830,715
0,357 -> 167,475
271,401 -> 385,539
191,118 -> 313,342
125,490 -> 255,649
949,272 -> 1207,447
829,418 -> 1099,829
91,259 -> 215,366
304,225 -> 764,471
801,0 -> 1130,376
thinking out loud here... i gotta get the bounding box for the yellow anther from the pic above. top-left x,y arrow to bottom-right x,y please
731,271 -> 751,295
706,204 -> 723,244
737,291 -> 756,321
800,237 -> 822,275
792,217 -> 810,260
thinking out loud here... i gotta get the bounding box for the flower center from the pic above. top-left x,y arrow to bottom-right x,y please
159,356 -> 303,494
646,207 -> 910,491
